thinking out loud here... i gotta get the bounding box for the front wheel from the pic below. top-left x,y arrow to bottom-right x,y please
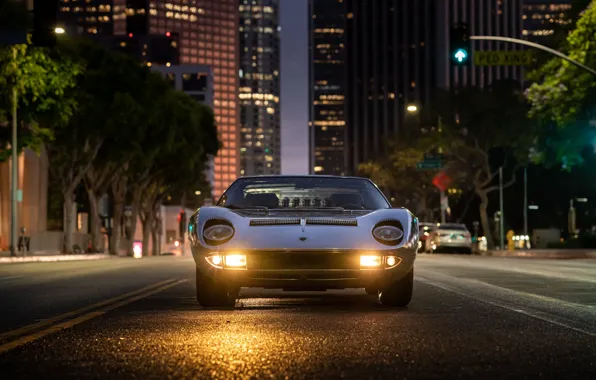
196,268 -> 238,307
379,268 -> 413,307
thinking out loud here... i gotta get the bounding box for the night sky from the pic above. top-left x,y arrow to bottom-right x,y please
280,0 -> 308,174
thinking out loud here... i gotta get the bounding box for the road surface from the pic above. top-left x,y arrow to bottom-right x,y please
0,254 -> 595,379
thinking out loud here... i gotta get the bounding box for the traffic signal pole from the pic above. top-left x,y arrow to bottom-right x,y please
469,35 -> 596,76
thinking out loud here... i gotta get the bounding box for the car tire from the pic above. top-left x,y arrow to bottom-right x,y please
379,268 -> 413,307
196,268 -> 238,307
365,287 -> 378,295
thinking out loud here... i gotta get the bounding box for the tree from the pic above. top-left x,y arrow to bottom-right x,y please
526,1 -> 596,166
0,41 -> 80,162
434,80 -> 537,249
358,131 -> 442,222
45,38 -> 148,253
134,89 -> 220,256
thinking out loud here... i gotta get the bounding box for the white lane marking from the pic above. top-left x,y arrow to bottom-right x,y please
0,276 -> 22,281
416,273 -> 596,337
418,258 -> 596,284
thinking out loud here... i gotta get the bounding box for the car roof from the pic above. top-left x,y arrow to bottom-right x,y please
238,174 -> 371,180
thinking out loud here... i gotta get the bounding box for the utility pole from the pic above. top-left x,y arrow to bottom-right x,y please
499,167 -> 504,250
523,167 -> 528,237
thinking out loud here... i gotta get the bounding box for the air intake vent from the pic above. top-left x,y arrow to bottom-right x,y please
249,218 -> 301,226
306,219 -> 358,226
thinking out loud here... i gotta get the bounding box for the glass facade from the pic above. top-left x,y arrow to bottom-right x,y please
522,1 -> 572,42
59,0 -> 127,35
238,0 -> 281,176
308,0 -> 347,176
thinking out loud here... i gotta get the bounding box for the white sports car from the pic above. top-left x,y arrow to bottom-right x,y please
188,175 -> 419,307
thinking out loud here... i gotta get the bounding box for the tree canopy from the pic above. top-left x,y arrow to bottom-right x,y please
526,1 -> 596,167
0,41 -> 81,162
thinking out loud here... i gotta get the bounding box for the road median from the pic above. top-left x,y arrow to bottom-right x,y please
480,249 -> 596,259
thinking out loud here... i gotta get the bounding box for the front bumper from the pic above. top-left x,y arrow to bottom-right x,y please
192,248 -> 416,290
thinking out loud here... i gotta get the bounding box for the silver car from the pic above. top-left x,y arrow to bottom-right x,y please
429,223 -> 473,254
188,175 -> 419,307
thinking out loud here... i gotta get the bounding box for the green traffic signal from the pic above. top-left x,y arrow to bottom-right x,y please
450,23 -> 471,66
453,48 -> 468,63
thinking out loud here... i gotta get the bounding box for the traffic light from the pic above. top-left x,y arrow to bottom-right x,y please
450,23 -> 471,65
32,0 -> 59,47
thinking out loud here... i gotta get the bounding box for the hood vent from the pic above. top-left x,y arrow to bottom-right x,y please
250,218 -> 301,226
306,218 -> 358,226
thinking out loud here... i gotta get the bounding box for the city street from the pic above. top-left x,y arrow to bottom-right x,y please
0,254 -> 595,379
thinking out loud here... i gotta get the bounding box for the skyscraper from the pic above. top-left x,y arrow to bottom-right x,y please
435,0 -> 524,88
308,0 -> 347,176
522,1 -> 573,43
238,0 -> 281,176
343,0 -> 438,174
61,0 -> 239,199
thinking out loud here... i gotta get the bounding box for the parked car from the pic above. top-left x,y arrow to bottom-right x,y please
429,223 -> 472,254
419,222 -> 437,253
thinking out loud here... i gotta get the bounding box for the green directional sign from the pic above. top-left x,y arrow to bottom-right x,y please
416,160 -> 443,170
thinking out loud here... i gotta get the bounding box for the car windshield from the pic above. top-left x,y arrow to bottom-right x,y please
217,176 -> 390,210
437,224 -> 468,230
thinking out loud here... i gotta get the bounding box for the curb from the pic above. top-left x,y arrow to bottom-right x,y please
0,254 -> 116,264
480,250 -> 596,259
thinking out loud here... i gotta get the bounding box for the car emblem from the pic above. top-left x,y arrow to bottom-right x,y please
299,236 -> 307,241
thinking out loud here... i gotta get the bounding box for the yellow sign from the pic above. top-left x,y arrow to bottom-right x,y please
474,51 -> 533,66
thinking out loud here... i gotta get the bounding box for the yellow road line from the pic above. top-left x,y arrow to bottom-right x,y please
0,278 -> 177,340
0,279 -> 187,355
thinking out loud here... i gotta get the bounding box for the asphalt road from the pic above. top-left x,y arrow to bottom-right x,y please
0,254 -> 595,379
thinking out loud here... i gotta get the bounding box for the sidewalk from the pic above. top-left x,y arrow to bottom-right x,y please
479,249 -> 596,259
0,250 -> 117,264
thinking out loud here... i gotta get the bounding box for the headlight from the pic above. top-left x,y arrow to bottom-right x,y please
372,225 -> 404,245
203,220 -> 235,245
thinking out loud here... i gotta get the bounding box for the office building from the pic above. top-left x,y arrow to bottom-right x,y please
238,0 -> 281,176
60,0 -> 240,199
435,0 -> 525,88
522,1 -> 573,42
308,0 -> 347,176
58,0 -> 127,35
343,0 -> 439,174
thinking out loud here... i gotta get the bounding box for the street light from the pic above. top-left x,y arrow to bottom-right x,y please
54,27 -> 65,34
195,190 -> 202,195
406,104 -> 418,113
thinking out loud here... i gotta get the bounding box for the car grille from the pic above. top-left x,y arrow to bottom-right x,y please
247,251 -> 360,270
305,218 -> 357,226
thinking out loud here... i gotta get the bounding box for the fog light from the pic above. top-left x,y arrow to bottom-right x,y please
360,255 -> 382,268
224,254 -> 247,268
206,255 -> 223,268
385,256 -> 401,268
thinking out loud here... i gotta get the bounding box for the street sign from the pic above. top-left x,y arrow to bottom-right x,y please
416,153 -> 444,170
474,51 -> 533,66
432,172 -> 452,192
416,160 -> 443,169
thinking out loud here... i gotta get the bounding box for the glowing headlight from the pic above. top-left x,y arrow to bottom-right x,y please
203,224 -> 234,243
360,255 -> 382,268
224,254 -> 247,268
373,225 -> 404,244
386,256 -> 401,268
206,254 -> 223,268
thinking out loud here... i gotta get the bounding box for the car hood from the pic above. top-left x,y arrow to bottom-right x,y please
191,206 -> 417,251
